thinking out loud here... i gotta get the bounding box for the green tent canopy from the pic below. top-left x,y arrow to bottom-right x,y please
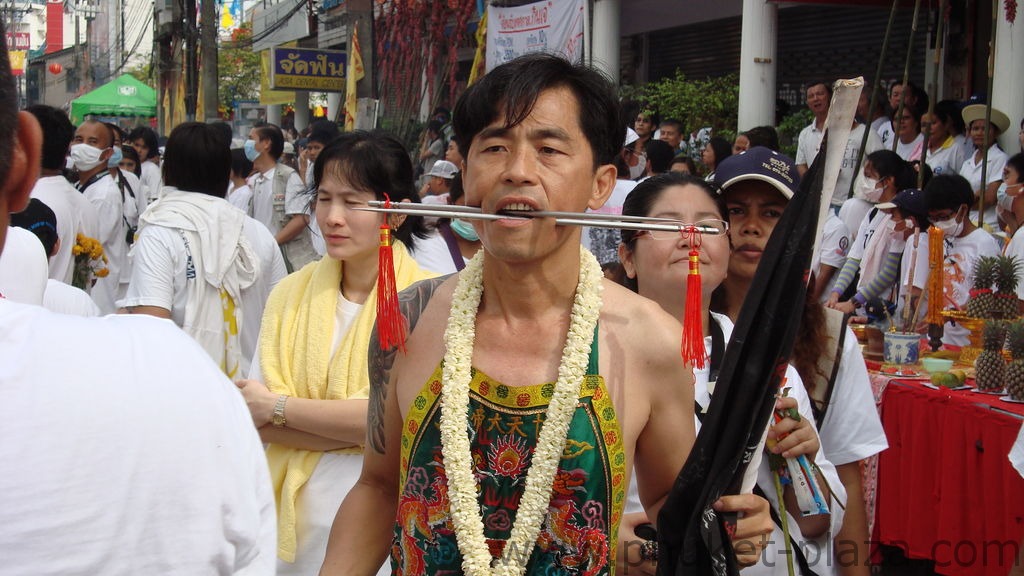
70,75 -> 157,125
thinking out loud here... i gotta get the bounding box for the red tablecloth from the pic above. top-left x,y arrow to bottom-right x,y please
875,379 -> 1024,575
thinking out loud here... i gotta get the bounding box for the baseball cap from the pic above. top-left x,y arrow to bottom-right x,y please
713,146 -> 800,199
427,160 -> 459,179
877,188 -> 927,215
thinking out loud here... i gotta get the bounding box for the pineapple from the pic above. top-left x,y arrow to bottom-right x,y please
966,256 -> 999,318
975,321 -> 1007,391
994,256 -> 1023,319
1006,321 -> 1024,401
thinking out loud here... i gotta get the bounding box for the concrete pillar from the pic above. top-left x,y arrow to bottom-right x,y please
737,0 -> 778,131
327,92 -> 342,124
590,0 -> 619,84
266,104 -> 282,126
294,91 -> 310,132
993,11 -> 1024,154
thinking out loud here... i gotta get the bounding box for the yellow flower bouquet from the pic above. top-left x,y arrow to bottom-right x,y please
71,233 -> 109,290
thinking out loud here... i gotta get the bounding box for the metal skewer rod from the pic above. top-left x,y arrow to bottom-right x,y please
364,201 -> 686,225
356,205 -> 720,234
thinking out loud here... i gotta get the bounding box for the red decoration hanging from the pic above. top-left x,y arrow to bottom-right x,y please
376,194 -> 407,352
1007,0 -> 1018,24
48,63 -> 62,75
681,226 -> 708,369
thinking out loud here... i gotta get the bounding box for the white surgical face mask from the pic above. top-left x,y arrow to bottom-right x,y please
863,179 -> 886,203
933,210 -> 964,238
69,143 -> 108,172
857,176 -> 879,200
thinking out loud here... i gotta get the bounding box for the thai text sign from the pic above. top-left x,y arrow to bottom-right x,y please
6,32 -> 29,51
270,47 -> 346,92
486,0 -> 584,72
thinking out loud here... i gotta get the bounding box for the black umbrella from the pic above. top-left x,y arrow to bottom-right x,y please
656,141 -> 827,575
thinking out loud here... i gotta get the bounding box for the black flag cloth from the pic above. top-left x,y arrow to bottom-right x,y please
656,144 -> 827,575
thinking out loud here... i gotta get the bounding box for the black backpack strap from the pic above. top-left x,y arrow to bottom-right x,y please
751,484 -> 821,576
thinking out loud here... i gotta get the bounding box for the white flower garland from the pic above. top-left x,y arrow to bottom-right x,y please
439,248 -> 604,576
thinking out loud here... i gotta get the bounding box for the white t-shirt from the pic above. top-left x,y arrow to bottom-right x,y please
848,207 -> 887,262
816,325 -> 889,466
834,125 -> 883,207
124,216 -> 287,377
877,122 -> 895,149
249,166 -> 306,235
895,133 -> 924,161
815,214 -> 850,302
1006,227 -> 1024,300
582,178 -> 637,264
82,173 -> 128,314
30,175 -> 81,283
227,183 -> 254,213
117,169 -> 144,228
895,231 -> 930,322
43,278 -> 101,317
140,160 -> 163,204
908,227 -> 1001,346
923,136 -> 967,177
838,197 -> 874,249
0,299 -> 277,575
411,228 -> 465,275
624,313 -> 846,576
795,122 -> 823,169
960,146 -> 1008,231
0,226 -> 48,305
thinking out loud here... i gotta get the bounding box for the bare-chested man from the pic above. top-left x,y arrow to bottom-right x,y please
321,54 -> 769,575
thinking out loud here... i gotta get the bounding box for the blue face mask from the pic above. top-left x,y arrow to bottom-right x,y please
107,146 -> 124,168
450,218 -> 479,241
244,139 -> 260,162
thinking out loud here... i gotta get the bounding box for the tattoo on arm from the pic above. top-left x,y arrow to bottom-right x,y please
367,275 -> 449,453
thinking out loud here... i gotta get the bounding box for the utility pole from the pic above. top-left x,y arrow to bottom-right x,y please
200,0 -> 217,121
184,0 -> 197,121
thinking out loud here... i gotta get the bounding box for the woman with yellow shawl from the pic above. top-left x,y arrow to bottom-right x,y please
236,131 -> 435,575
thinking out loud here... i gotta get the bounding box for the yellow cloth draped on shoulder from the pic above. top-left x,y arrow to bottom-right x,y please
258,241 -> 436,562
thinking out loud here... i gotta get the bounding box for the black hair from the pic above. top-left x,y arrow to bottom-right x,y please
230,148 -> 253,180
621,172 -> 725,247
743,126 -> 780,151
1007,153 -> 1024,184
659,118 -> 684,133
210,121 -> 234,149
307,126 -> 337,146
449,172 -> 465,204
127,126 -> 160,160
432,107 -> 450,121
11,198 -> 58,256
120,145 -> 141,177
865,149 -> 929,191
426,119 -> 444,139
670,156 -> 698,174
452,53 -> 620,168
25,105 -> 73,171
636,109 -> 660,128
645,139 -> 675,174
807,80 -> 834,98
312,130 -> 428,249
926,174 -> 975,212
162,122 -> 231,198
706,136 -> 733,170
103,122 -> 124,144
253,123 -> 284,160
933,100 -> 964,134
619,172 -> 726,292
894,102 -> 922,127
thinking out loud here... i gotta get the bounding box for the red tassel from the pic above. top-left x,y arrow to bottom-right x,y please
377,217 -> 407,353
681,226 -> 707,369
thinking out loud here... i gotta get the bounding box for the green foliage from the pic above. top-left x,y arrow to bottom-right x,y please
627,71 -> 739,138
126,61 -> 154,87
218,23 -> 262,115
776,108 -> 814,159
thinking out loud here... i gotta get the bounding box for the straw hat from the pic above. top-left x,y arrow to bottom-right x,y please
962,104 -> 1011,135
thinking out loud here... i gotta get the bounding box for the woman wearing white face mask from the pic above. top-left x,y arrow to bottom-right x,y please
827,150 -> 931,314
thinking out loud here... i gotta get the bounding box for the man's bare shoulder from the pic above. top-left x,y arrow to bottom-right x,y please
600,279 -> 685,364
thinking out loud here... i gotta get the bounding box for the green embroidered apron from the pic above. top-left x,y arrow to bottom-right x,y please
391,331 -> 626,575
